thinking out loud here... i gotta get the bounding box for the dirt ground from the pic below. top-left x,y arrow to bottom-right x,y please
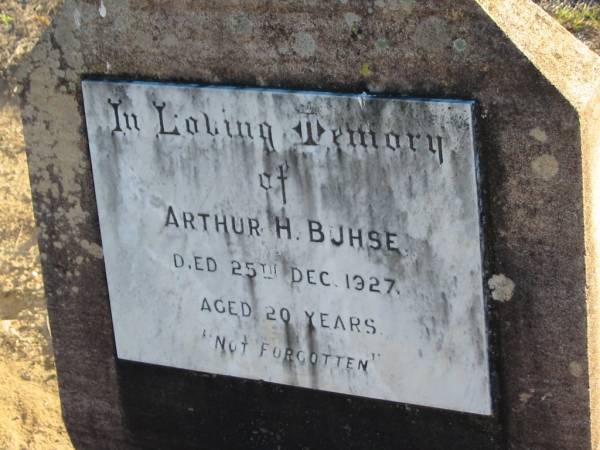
0,1 -> 598,450
1,1 -> 73,449
0,102 -> 73,450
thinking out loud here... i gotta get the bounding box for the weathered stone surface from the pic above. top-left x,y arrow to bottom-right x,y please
82,80 -> 490,414
19,0 -> 600,449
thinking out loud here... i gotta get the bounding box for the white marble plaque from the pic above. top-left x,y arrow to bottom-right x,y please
82,80 -> 491,415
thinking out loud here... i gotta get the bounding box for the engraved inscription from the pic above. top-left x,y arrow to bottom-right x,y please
82,81 -> 491,415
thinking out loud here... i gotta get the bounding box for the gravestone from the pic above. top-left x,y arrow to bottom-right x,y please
19,0 -> 600,449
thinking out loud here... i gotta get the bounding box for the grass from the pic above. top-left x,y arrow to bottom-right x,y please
0,13 -> 14,26
541,1 -> 600,32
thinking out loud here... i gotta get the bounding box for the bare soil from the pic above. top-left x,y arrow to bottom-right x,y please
0,101 -> 73,450
1,1 -> 72,449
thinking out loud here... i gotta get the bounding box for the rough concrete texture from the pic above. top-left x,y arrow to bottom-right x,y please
18,0 -> 600,449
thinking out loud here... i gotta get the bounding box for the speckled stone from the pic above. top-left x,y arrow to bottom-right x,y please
18,0 -> 600,449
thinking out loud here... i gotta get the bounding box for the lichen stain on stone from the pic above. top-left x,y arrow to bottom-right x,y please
374,0 -> 415,10
98,0 -> 107,18
291,32 -> 316,58
519,391 -> 533,404
343,12 -> 361,29
569,361 -> 584,378
412,16 -> 451,52
531,154 -> 559,180
453,38 -> 467,53
80,240 -> 104,259
447,8 -> 466,21
488,274 -> 515,302
360,63 -> 372,77
227,12 -> 253,35
375,37 -> 390,50
529,127 -> 548,142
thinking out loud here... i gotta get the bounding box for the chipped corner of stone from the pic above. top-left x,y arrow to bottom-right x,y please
476,0 -> 600,112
